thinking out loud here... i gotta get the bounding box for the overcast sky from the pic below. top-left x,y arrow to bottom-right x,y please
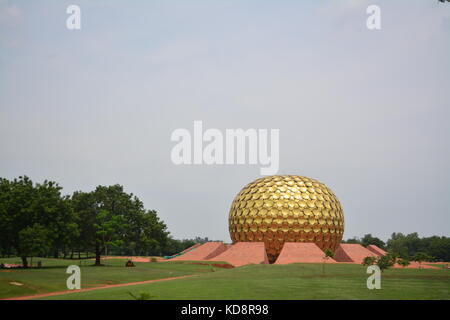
1,0 -> 449,242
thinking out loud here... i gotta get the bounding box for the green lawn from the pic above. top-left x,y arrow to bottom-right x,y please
37,263 -> 450,300
2,258 -> 449,300
0,257 -> 223,299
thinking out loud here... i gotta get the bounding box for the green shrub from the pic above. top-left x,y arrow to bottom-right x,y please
128,291 -> 157,300
362,256 -> 377,266
376,255 -> 394,272
397,258 -> 410,268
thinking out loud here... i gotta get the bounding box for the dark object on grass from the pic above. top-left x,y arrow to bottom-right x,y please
128,291 -> 156,300
0,263 -> 4,269
125,260 -> 135,267
37,261 -> 42,268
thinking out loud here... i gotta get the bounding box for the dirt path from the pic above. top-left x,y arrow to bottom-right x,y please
2,275 -> 195,300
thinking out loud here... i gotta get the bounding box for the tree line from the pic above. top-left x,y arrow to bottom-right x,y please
343,233 -> 450,262
0,176 -> 205,267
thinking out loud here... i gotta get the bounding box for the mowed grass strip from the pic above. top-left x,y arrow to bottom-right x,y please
0,257 -> 224,299
39,263 -> 450,300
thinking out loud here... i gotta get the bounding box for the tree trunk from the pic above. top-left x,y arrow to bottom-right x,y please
94,245 -> 102,266
21,256 -> 28,268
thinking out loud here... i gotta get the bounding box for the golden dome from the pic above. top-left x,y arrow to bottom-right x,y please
228,175 -> 344,263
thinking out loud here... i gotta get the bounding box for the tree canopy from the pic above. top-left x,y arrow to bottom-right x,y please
343,232 -> 450,262
0,176 -> 73,267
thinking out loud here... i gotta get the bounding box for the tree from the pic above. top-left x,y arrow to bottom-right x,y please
0,176 -> 73,267
413,252 -> 432,269
71,185 -> 167,265
342,237 -> 361,244
397,258 -> 410,268
122,208 -> 169,256
70,191 -> 97,259
388,252 -> 399,265
386,232 -> 408,258
385,233 -> 450,261
386,232 -> 423,259
32,182 -> 76,259
18,224 -> 50,267
322,249 -> 334,274
376,254 -> 394,272
71,186 -> 127,266
361,234 -> 385,249
362,256 -> 377,266
416,236 -> 450,262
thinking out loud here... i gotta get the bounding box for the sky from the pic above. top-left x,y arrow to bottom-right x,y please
1,0 -> 449,242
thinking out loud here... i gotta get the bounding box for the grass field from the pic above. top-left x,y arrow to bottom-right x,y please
0,257 -> 222,299
1,257 -> 449,300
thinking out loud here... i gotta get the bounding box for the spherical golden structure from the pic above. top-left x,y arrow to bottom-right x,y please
228,175 -> 344,263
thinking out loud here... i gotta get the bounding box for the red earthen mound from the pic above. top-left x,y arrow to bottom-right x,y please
179,243 -> 202,255
171,242 -> 227,261
209,242 -> 269,267
275,242 -> 337,264
366,244 -> 387,256
334,244 -> 378,264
